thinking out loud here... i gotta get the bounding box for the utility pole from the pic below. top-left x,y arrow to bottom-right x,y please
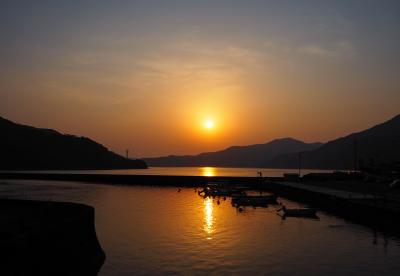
126,149 -> 129,159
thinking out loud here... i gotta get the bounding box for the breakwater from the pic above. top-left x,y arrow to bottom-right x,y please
0,172 -> 262,186
0,198 -> 105,275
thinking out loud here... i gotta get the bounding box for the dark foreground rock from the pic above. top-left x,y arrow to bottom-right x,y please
0,199 -> 105,275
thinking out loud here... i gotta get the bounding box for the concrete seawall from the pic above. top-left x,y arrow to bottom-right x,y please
0,172 -> 262,186
0,198 -> 105,275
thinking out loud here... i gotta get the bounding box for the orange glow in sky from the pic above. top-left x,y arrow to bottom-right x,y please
1,2 -> 399,158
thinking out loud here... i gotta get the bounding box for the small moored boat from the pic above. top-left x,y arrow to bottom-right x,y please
277,206 -> 317,217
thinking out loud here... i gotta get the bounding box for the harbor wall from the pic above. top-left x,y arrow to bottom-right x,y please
0,198 -> 105,275
265,180 -> 400,232
0,172 -> 262,186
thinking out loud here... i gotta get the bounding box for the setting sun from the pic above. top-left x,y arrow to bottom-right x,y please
204,119 -> 215,129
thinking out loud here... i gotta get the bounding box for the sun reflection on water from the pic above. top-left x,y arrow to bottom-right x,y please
203,197 -> 214,239
201,167 -> 216,177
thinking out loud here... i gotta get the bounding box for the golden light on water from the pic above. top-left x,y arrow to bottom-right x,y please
201,167 -> 216,177
203,197 -> 214,239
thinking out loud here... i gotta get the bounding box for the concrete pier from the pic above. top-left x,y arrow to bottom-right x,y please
265,180 -> 400,231
270,181 -> 378,199
0,198 -> 105,275
0,172 -> 260,186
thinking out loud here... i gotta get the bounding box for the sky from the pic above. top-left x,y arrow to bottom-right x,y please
0,0 -> 399,157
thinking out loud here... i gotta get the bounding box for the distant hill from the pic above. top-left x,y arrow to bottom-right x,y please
0,117 -> 147,170
266,114 -> 400,170
143,138 -> 322,167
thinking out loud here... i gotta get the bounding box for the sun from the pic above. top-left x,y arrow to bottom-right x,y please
204,119 -> 214,129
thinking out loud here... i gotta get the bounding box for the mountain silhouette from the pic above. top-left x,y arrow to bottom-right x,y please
266,114 -> 400,169
144,114 -> 400,169
0,117 -> 147,170
143,138 -> 322,167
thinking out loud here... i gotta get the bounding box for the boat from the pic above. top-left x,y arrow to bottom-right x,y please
277,206 -> 318,217
198,185 -> 246,198
231,194 -> 277,207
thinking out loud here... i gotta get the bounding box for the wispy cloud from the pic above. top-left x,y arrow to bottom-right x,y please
298,41 -> 355,59
134,41 -> 269,88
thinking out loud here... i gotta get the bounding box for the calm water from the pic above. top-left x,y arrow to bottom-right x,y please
1,179 -> 400,275
7,167 -> 334,177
